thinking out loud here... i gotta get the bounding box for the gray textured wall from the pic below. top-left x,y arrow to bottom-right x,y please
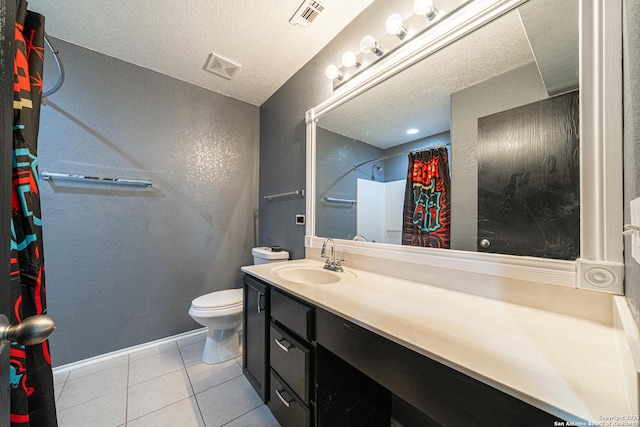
315,127 -> 382,240
623,0 -> 640,325
40,40 -> 259,365
259,0 -> 409,259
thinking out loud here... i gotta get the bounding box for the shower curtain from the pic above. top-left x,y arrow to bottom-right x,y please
10,1 -> 58,425
402,147 -> 451,248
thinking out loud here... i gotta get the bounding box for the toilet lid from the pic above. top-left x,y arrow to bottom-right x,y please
191,288 -> 243,310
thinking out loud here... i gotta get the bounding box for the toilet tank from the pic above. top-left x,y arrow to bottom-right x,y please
252,247 -> 289,265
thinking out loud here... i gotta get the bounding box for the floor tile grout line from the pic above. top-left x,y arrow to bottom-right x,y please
126,340 -> 183,364
190,371 -> 249,425
192,372 -> 244,396
54,370 -> 70,402
56,357 -> 273,427
55,357 -> 129,412
125,395 -> 200,425
60,349 -> 182,414
219,403 -> 265,427
126,352 -> 200,424
179,344 -> 198,397
127,343 -> 188,388
61,358 -> 129,382
61,335 -> 271,426
192,381 -> 207,426
55,387 -> 129,414
181,345 -> 209,426
127,365 -> 186,389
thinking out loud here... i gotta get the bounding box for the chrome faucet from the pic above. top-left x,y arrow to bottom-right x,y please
321,238 -> 344,272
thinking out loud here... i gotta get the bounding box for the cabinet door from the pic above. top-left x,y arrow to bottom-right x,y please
243,275 -> 269,403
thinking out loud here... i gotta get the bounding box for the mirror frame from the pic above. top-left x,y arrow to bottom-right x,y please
305,0 -> 623,294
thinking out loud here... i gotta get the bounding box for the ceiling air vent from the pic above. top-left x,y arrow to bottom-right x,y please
204,54 -> 241,80
290,0 -> 325,28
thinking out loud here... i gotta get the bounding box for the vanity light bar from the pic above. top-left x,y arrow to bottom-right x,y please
325,0 -> 447,84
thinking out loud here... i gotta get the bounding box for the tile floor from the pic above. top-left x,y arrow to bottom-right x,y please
53,332 -> 281,427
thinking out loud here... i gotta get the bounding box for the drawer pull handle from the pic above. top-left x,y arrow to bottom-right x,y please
275,388 -> 293,408
257,292 -> 263,314
274,337 -> 292,352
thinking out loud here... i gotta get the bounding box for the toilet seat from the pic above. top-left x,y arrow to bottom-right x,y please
191,288 -> 242,311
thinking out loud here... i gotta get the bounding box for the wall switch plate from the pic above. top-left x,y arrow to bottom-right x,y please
631,197 -> 640,264
296,214 -> 305,225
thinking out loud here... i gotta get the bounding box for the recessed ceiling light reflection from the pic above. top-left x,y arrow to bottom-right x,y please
406,128 -> 420,135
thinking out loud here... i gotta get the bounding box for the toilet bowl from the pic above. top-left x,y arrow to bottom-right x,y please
189,247 -> 289,364
189,289 -> 243,364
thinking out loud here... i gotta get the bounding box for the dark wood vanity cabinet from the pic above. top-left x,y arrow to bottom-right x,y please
242,274 -> 563,427
242,275 -> 269,403
243,276 -> 390,427
316,309 -> 563,427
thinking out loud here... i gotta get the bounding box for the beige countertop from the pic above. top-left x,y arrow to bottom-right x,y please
242,258 -> 637,423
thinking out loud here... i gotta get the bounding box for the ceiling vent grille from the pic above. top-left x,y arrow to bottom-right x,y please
289,0 -> 325,28
205,54 -> 241,80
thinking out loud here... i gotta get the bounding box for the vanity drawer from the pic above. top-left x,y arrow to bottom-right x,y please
269,370 -> 310,427
270,322 -> 311,404
271,289 -> 314,341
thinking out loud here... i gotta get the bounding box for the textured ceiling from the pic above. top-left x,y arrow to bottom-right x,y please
319,9 -> 536,149
28,0 -> 374,106
318,0 -> 578,149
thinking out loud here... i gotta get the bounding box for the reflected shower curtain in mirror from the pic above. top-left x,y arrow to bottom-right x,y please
402,148 -> 451,248
10,1 -> 58,425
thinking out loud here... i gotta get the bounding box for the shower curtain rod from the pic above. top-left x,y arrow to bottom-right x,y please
42,32 -> 64,98
351,143 -> 450,171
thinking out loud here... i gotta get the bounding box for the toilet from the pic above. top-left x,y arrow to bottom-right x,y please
189,246 -> 289,364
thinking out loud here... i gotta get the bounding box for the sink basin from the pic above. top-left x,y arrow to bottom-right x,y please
274,266 -> 355,285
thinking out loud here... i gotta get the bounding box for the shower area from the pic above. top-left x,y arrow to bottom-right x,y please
315,126 -> 451,244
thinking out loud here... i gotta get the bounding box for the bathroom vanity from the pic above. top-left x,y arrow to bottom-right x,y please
241,259 -> 636,426
244,0 -> 636,424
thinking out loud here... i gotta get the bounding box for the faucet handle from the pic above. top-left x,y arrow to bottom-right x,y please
333,259 -> 346,272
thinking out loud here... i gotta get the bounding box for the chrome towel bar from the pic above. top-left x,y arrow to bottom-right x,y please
323,197 -> 356,204
41,171 -> 152,187
264,189 -> 304,200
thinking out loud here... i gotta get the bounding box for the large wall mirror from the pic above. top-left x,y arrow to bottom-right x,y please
306,0 -> 623,293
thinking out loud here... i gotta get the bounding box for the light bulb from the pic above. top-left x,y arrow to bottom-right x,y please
341,51 -> 360,68
385,14 -> 407,40
360,35 -> 384,57
414,0 -> 438,20
325,64 -> 343,81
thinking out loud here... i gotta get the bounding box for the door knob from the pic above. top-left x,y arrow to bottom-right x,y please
0,314 -> 55,353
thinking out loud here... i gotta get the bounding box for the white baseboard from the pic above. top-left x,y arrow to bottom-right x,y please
52,328 -> 207,375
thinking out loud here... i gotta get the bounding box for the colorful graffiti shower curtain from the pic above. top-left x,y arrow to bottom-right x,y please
402,147 -> 451,248
10,1 -> 58,425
